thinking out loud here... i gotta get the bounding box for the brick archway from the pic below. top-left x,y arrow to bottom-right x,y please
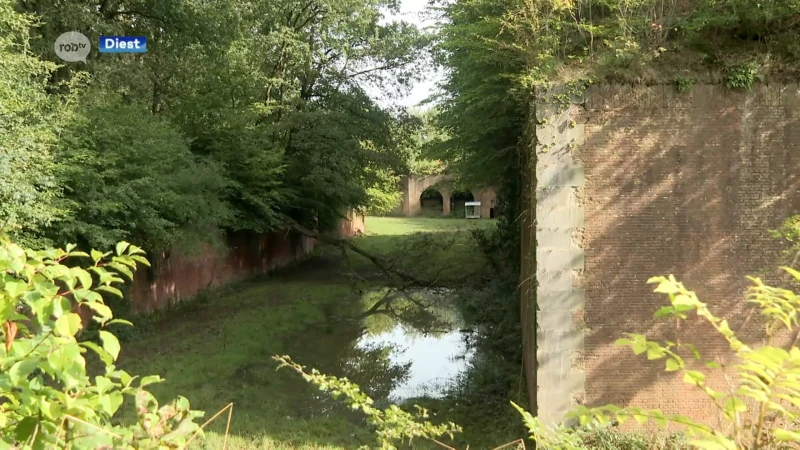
391,174 -> 497,218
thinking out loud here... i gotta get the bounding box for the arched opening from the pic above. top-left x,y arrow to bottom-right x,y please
419,187 -> 444,214
450,190 -> 474,217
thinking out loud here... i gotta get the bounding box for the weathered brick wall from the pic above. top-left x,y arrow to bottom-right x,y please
531,84 -> 800,425
129,213 -> 365,312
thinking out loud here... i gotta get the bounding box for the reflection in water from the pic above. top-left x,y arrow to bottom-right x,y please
357,325 -> 471,401
275,287 -> 470,420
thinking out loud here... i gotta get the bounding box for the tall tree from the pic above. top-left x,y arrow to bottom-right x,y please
11,0 -> 430,250
0,1 -> 63,244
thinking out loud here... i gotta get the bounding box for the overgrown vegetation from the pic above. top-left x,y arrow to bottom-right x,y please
273,265 -> 800,449
102,217 -> 520,449
6,0 -> 800,446
0,237 -> 213,448
498,0 -> 800,88
428,0 -> 528,426
2,0 -> 430,251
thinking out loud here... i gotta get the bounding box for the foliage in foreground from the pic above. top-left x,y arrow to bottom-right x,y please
274,355 -> 462,450
0,237 -> 207,448
524,271 -> 800,450
281,266 -> 800,449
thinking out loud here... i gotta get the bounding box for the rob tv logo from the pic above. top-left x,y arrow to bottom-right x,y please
99,36 -> 147,53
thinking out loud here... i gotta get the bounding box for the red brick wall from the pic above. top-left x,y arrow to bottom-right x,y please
576,84 -> 800,423
129,214 -> 365,312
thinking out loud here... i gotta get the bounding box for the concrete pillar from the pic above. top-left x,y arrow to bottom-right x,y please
408,176 -> 421,216
440,188 -> 451,215
535,89 -> 586,426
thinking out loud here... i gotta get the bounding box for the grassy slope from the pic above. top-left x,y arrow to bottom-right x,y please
341,217 -> 495,287
117,217 -> 499,449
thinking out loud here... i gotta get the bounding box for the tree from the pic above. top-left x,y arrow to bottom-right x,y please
0,2 -> 63,244
402,108 -> 445,177
431,0 -> 527,190
13,0 -> 432,246
50,89 -> 230,252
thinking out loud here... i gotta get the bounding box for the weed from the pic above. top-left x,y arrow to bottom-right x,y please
675,76 -> 696,93
726,63 -> 759,90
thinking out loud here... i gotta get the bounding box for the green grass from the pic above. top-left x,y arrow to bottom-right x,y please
114,217 -> 501,449
333,216 -> 498,286
118,280 -> 379,449
364,216 -> 495,236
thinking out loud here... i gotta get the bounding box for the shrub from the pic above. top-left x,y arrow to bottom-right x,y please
580,428 -> 690,450
0,236 -> 205,448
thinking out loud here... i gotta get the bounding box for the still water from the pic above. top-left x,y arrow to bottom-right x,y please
357,324 -> 472,401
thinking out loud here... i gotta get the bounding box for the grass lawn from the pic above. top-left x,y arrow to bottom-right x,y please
363,216 -> 495,236
115,217 -> 503,449
334,216 -> 498,286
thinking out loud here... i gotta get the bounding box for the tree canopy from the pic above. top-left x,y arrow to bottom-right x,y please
2,0 -> 430,252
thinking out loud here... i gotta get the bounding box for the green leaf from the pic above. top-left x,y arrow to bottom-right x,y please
95,375 -> 114,393
646,345 -> 666,360
116,242 -> 131,256
74,268 -> 92,289
82,340 -> 113,365
107,319 -> 133,327
14,416 -> 38,443
99,330 -> 121,360
4,281 -> 26,298
55,313 -> 83,337
131,255 -> 151,267
125,244 -> 144,256
781,266 -> 800,282
136,390 -> 159,415
96,285 -> 124,298
91,249 -> 104,263
673,294 -> 695,306
653,306 -> 676,317
722,397 -> 747,419
107,391 -> 124,415
653,280 -> 680,294
108,262 -> 134,281
9,359 -> 39,384
775,428 -> 800,441
140,375 -> 163,387
683,370 -> 706,385
84,302 -> 113,321
665,358 -> 682,372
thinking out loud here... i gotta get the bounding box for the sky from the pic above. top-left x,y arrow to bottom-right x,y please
367,0 -> 444,110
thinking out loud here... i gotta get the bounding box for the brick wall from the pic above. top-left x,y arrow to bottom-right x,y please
530,84 -> 800,425
128,213 -> 365,312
